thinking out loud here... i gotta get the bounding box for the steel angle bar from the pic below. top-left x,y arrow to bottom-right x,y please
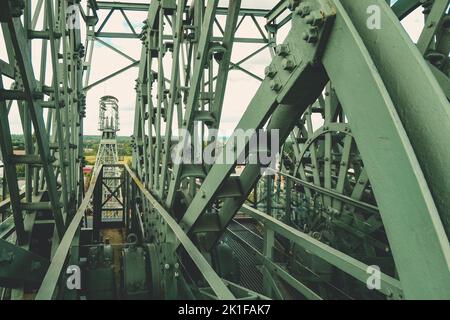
124,165 -> 236,300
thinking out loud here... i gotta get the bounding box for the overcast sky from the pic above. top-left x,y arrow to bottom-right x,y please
0,0 -> 424,136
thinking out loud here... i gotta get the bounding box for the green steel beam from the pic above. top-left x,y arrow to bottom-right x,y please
94,31 -> 269,43
207,0 -> 243,145
265,0 -> 288,25
0,0 -> 447,301
226,224 -> 322,300
96,1 -> 269,16
321,0 -> 450,299
2,2 -> 68,241
35,166 -> 103,300
240,205 -> 403,299
0,77 -> 27,243
416,0 -> 449,54
94,37 -> 138,62
45,0 -> 70,219
391,0 -> 421,20
430,63 -> 450,98
165,0 -> 220,208
178,0 -> 335,243
0,238 -> 50,287
158,0 -> 188,197
124,165 -> 236,300
83,61 -> 139,91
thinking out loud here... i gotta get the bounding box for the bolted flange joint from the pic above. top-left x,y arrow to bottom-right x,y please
302,27 -> 319,43
295,2 -> 312,17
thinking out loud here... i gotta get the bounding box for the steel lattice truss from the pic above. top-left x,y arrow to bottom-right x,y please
0,0 -> 449,300
93,95 -> 122,220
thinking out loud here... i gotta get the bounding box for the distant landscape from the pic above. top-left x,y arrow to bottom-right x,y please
8,135 -> 133,176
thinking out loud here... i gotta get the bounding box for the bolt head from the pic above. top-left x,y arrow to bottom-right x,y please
281,58 -> 295,71
303,27 -> 319,43
306,11 -> 325,26
275,44 -> 290,56
295,3 -> 311,17
269,80 -> 282,92
287,0 -> 300,11
264,65 -> 277,78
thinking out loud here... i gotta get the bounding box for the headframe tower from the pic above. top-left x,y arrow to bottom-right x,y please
94,96 -> 122,221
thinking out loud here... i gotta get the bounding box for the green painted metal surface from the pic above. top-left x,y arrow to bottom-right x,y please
0,0 -> 449,300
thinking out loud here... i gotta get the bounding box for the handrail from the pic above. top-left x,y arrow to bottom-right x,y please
264,167 -> 379,215
240,204 -> 403,299
124,165 -> 236,300
0,191 -> 26,211
36,164 -> 235,300
35,165 -> 103,300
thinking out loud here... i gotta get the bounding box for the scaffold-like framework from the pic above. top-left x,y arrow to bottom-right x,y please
93,95 -> 122,222
0,0 -> 449,300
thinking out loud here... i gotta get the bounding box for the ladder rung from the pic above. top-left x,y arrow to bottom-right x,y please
0,89 -> 43,101
42,86 -> 72,95
49,143 -> 77,150
0,89 -> 26,100
28,30 -> 62,39
11,154 -> 56,165
11,154 -> 42,165
41,99 -> 64,108
199,93 -> 214,101
101,207 -> 123,211
20,202 -> 53,211
34,219 -> 55,225
102,176 -> 122,180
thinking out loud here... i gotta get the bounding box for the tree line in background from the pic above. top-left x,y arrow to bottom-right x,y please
8,135 -> 133,177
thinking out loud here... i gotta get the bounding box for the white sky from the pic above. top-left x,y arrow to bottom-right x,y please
0,0 -> 424,136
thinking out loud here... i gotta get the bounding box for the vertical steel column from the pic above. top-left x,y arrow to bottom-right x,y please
285,177 -> 292,225
93,168 -> 103,241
